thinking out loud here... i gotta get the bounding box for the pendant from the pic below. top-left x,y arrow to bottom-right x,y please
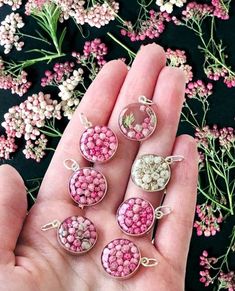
131,154 -> 184,192
79,113 -> 118,163
101,238 -> 158,279
116,197 -> 172,236
118,96 -> 157,141
64,159 -> 108,208
41,216 -> 97,254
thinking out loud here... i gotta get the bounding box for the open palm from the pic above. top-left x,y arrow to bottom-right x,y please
0,44 -> 198,291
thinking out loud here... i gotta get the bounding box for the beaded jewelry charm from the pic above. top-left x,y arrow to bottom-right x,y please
79,113 -> 118,162
101,238 -> 158,279
64,159 -> 108,208
118,96 -> 157,141
41,216 -> 97,254
131,154 -> 184,192
116,197 -> 171,236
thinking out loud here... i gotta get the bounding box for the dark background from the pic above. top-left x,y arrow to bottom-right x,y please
0,1 -> 235,290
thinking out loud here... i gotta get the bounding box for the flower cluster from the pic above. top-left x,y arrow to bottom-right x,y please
186,81 -> 213,99
0,0 -> 22,10
0,135 -> 17,160
1,92 -> 61,161
199,248 -> 235,289
72,38 -> 108,69
212,0 -> 230,20
25,0 -> 119,28
156,0 -> 186,14
166,48 -> 193,83
41,62 -> 84,120
218,272 -> 235,290
0,58 -> 31,96
0,13 -> 25,54
120,10 -> 171,41
199,250 -> 217,286
181,2 -> 214,21
195,125 -> 235,150
194,204 -> 223,236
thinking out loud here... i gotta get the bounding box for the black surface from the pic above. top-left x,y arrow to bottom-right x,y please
0,1 -> 235,291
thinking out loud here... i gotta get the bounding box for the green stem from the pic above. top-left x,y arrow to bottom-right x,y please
18,32 -> 51,46
7,52 -> 65,73
107,32 -> 136,59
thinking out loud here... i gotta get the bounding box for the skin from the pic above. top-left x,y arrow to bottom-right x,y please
0,44 -> 198,291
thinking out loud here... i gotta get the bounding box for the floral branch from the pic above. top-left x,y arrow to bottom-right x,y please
199,226 -> 235,288
173,2 -> 235,88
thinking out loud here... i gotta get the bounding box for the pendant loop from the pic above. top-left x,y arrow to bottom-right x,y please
155,205 -> 172,219
165,155 -> 184,164
140,257 -> 158,267
138,95 -> 154,105
79,113 -> 92,128
63,159 -> 80,172
41,220 -> 60,231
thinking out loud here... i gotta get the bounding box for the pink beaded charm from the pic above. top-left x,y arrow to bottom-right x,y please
116,198 -> 172,236
41,216 -> 97,254
79,113 -> 118,163
101,238 -> 158,279
64,159 -> 108,208
118,96 -> 157,141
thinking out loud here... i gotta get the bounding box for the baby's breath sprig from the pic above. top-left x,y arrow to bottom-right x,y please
173,2 -> 235,88
199,227 -> 235,288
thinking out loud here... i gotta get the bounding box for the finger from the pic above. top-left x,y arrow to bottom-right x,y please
124,67 -> 186,208
94,44 -> 166,213
154,135 -> 198,273
0,165 -> 27,265
37,60 -> 128,203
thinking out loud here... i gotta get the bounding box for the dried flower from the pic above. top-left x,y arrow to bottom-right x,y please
0,13 -> 25,54
186,81 -> 213,99
120,10 -> 171,41
194,204 -> 223,236
1,92 -> 61,161
166,48 -> 193,83
0,57 -> 31,96
0,135 -> 17,160
212,0 -> 231,20
23,134 -> 48,162
0,0 -> 22,10
156,0 -> 186,14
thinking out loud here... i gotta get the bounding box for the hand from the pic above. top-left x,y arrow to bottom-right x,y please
0,44 -> 198,291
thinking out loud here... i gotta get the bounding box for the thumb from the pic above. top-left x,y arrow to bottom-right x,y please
0,164 -> 27,265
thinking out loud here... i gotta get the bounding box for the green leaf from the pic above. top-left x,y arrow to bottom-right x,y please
58,27 -> 67,51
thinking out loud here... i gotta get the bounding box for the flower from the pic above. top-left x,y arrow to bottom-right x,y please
23,134 -> 48,162
120,10 -> 171,41
0,135 -> 17,160
212,0 -> 230,20
0,57 -> 31,96
218,272 -> 235,290
166,48 -> 193,83
156,0 -> 186,14
186,81 -> 213,99
1,92 -> 61,161
194,203 -> 223,237
0,13 -> 25,54
0,0 -> 22,10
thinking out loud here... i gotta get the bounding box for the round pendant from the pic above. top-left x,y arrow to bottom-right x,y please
118,103 -> 157,141
80,126 -> 118,163
116,198 -> 155,236
57,216 -> 97,254
69,167 -> 107,207
131,154 -> 171,192
101,238 -> 141,279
